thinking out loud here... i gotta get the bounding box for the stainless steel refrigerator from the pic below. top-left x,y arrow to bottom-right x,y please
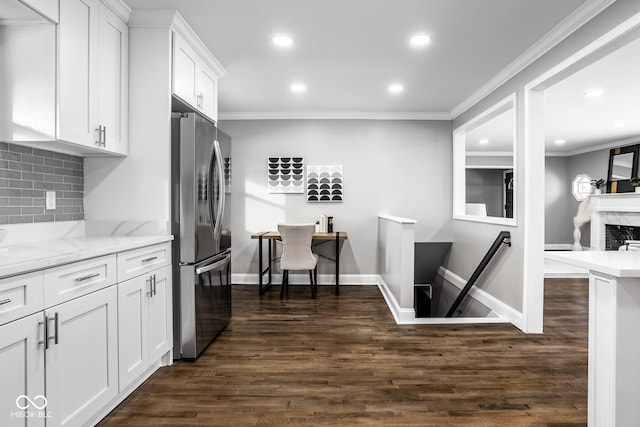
171,112 -> 232,359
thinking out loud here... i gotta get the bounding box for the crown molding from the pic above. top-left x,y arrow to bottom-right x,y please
450,0 -> 617,119
218,111 -> 451,121
101,0 -> 132,22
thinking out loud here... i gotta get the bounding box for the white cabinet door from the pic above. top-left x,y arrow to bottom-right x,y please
98,2 -> 128,155
118,266 -> 172,391
173,32 -> 219,122
173,33 -> 198,108
0,313 -> 46,427
117,274 -> 149,391
198,66 -> 217,122
148,265 -> 172,361
58,0 -> 100,146
45,287 -> 118,427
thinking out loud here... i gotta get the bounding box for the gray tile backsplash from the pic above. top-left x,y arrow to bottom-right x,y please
0,143 -> 84,224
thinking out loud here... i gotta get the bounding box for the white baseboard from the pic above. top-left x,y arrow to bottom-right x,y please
437,267 -> 524,330
375,276 -> 416,324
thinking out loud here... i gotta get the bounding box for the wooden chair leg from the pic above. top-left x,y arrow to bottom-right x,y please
314,266 -> 318,294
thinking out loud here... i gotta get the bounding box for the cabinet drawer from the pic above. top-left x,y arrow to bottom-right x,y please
0,272 -> 44,326
117,243 -> 171,282
44,255 -> 117,307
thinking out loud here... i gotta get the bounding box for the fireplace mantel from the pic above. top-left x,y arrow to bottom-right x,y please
590,193 -> 640,250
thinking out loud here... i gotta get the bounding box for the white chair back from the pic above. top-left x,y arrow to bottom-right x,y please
278,224 -> 318,271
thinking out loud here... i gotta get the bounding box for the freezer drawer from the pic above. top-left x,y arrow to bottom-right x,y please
177,252 -> 231,359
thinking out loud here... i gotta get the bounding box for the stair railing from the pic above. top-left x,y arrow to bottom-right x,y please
445,231 -> 512,317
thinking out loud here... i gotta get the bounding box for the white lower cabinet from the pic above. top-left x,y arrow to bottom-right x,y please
0,242 -> 172,427
45,286 -> 118,427
118,265 -> 172,391
0,312 -> 46,427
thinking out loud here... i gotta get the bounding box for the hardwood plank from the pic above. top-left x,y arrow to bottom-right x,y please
99,278 -> 587,426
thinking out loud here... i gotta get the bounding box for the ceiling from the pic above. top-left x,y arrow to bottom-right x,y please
464,31 -> 640,155
122,0 -> 639,154
123,0 -> 590,118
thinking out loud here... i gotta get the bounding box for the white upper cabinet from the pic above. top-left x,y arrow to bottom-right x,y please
57,0 -> 99,146
172,30 -> 223,122
98,2 -> 128,155
58,0 -> 129,155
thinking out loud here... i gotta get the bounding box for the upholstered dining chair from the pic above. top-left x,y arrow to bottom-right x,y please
278,223 -> 318,298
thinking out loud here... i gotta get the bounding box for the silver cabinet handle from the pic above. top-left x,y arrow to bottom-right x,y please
142,256 -> 158,263
152,274 -> 157,296
75,273 -> 100,282
46,313 -> 58,347
0,298 -> 11,305
96,125 -> 102,145
38,319 -> 48,349
95,125 -> 106,147
146,276 -> 153,297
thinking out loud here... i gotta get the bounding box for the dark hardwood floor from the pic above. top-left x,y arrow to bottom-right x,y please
99,278 -> 588,426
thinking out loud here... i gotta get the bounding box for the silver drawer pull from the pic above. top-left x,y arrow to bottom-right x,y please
0,298 -> 11,305
75,273 -> 100,282
142,256 -> 158,263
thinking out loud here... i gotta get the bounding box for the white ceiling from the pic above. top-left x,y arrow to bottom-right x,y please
123,0 -> 590,118
544,34 -> 640,154
464,32 -> 640,155
123,0 -> 640,153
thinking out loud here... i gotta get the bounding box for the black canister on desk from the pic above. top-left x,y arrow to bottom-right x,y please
328,216 -> 333,233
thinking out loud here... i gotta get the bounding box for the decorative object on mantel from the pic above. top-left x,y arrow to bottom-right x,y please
573,195 -> 592,250
606,144 -> 639,193
630,176 -> 640,193
307,165 -> 343,203
591,178 -> 606,194
267,156 -> 304,193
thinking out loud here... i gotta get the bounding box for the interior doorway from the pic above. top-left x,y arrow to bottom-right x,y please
523,13 -> 640,333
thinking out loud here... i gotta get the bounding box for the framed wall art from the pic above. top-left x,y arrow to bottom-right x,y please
307,165 -> 343,203
267,156 -> 304,193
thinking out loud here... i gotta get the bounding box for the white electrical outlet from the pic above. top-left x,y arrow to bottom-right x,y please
46,191 -> 56,210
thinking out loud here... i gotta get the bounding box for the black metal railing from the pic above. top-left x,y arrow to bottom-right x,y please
445,231 -> 511,317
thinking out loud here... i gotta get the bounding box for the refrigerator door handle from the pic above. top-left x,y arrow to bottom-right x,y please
212,140 -> 225,242
195,253 -> 231,275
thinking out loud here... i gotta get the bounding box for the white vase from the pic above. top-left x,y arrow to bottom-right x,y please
594,188 -> 602,195
635,187 -> 640,193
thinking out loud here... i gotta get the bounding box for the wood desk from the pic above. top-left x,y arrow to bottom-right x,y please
250,231 -> 348,296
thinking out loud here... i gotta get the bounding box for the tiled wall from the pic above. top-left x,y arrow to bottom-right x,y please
0,143 -> 84,224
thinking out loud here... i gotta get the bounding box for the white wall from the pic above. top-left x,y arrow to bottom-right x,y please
451,0 -> 640,330
545,156 -> 573,245
544,148 -> 616,247
84,25 -> 173,229
218,119 -> 453,278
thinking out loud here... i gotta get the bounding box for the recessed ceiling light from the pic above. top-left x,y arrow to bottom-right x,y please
272,34 -> 293,48
479,138 -> 489,145
584,88 -> 603,98
555,139 -> 566,145
388,83 -> 404,94
612,122 -> 625,128
409,33 -> 431,48
290,82 -> 306,94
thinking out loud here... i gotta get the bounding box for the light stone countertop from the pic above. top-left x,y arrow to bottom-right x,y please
0,235 -> 173,279
545,250 -> 640,278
